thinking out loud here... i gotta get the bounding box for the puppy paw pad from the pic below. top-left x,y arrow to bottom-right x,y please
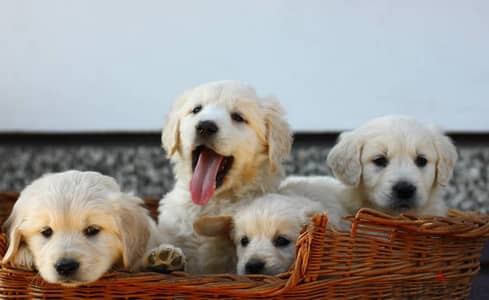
145,244 -> 185,273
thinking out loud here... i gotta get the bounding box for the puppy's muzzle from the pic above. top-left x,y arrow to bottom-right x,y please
245,259 -> 266,274
391,181 -> 417,210
54,258 -> 80,276
196,120 -> 218,138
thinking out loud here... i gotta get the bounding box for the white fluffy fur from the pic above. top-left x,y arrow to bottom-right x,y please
194,193 -> 324,275
158,80 -> 292,274
279,176 -> 349,229
2,170 -> 161,287
325,115 -> 457,216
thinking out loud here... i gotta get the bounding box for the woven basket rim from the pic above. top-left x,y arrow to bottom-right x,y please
346,208 -> 489,238
1,191 -> 489,297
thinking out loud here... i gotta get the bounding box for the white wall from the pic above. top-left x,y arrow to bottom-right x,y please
1,0 -> 488,133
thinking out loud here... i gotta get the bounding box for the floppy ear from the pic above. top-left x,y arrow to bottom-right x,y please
430,127 -> 458,186
161,95 -> 187,158
327,131 -> 364,186
2,212 -> 35,270
112,194 -> 151,270
262,98 -> 293,172
193,215 -> 233,238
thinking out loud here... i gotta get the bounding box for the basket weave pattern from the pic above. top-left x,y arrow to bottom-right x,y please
1,192 -> 488,299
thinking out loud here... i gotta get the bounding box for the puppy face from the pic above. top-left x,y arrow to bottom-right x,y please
327,116 -> 457,214
162,81 -> 292,205
19,203 -> 122,286
360,130 -> 437,211
2,171 -> 150,287
233,211 -> 299,275
194,194 -> 321,275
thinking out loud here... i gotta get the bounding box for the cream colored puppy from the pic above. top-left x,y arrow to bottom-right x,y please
1,170 -> 171,287
194,193 -> 324,275
153,80 -> 292,274
324,115 -> 457,216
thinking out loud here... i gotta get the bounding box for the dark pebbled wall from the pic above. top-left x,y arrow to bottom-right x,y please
0,136 -> 487,213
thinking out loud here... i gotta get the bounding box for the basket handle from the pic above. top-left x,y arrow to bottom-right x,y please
285,213 -> 328,289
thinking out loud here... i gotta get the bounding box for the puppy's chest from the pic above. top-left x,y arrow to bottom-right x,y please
196,201 -> 247,218
198,198 -> 251,217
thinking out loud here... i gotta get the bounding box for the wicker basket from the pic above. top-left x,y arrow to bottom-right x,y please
1,192 -> 489,299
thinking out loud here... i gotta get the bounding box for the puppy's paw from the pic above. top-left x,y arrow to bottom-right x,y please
145,244 -> 186,273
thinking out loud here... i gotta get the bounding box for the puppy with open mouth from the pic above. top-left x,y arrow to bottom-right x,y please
151,80 -> 292,274
1,170 -> 177,287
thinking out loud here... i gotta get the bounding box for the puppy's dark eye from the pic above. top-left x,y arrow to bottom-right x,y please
231,112 -> 246,123
415,155 -> 428,167
84,225 -> 100,237
192,105 -> 202,114
273,235 -> 291,247
372,155 -> 389,168
240,236 -> 249,247
41,227 -> 53,238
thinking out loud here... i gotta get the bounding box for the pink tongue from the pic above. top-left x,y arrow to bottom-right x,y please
190,149 -> 224,205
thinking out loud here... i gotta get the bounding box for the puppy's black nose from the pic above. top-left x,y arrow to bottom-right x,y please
196,121 -> 218,137
245,259 -> 265,274
392,181 -> 417,200
55,258 -> 79,276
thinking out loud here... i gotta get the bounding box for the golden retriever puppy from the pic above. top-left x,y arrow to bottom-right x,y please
194,193 -> 324,275
152,80 -> 292,274
1,170 -> 168,287
325,115 -> 457,216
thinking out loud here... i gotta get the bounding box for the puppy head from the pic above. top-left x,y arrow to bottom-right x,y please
2,170 -> 150,287
162,80 -> 292,205
194,194 -> 321,275
327,115 -> 457,214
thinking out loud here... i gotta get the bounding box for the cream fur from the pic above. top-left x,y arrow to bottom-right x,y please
279,176 -> 350,229
2,170 -> 161,287
326,115 -> 457,216
194,193 -> 324,275
157,80 -> 292,274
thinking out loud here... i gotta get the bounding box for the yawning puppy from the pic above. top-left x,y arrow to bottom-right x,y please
153,80 -> 292,274
326,115 -> 458,216
194,194 -> 324,275
1,170 -> 168,287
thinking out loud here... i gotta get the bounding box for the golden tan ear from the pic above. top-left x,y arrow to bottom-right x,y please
430,127 -> 458,186
161,95 -> 187,158
193,215 -> 233,238
112,194 -> 151,270
327,131 -> 364,186
262,98 -> 292,172
2,213 -> 35,270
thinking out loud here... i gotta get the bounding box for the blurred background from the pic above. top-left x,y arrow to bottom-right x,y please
1,1 -> 488,298
1,0 -> 489,133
